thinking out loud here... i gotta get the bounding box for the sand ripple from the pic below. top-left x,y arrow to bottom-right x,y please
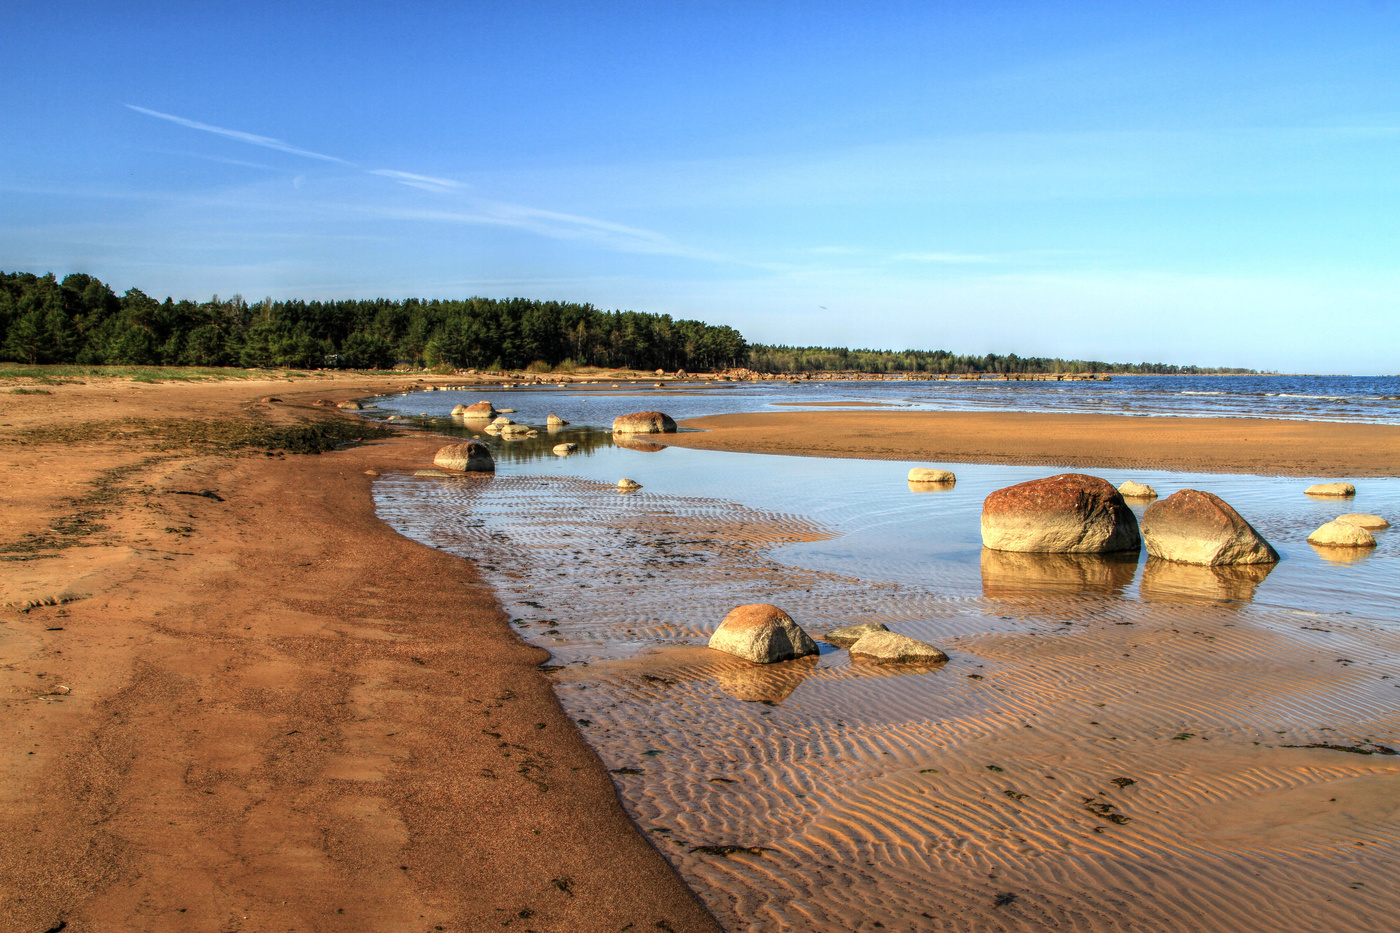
376,472 -> 1400,932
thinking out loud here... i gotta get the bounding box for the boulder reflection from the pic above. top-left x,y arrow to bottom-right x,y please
980,548 -> 1139,599
1308,543 -> 1377,565
611,435 -> 668,453
1138,558 -> 1274,604
715,655 -> 818,703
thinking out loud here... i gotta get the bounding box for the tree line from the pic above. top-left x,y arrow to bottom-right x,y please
0,271 -> 1248,375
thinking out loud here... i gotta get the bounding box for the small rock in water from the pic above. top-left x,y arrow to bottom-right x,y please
1306,482 -> 1356,498
617,478 -> 642,489
823,621 -> 890,647
1336,513 -> 1389,530
455,400 -> 496,419
491,416 -> 514,426
848,631 -> 949,665
498,408 -> 515,413
1307,520 -> 1377,548
337,400 -> 363,410
612,411 -> 678,434
908,467 -> 956,484
1118,480 -> 1157,499
433,441 -> 495,473
547,414 -> 569,426
708,604 -> 819,664
553,442 -> 578,455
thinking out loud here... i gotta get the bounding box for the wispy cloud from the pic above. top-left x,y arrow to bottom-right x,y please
126,104 -> 728,263
126,105 -> 350,164
894,251 -> 999,264
369,169 -> 464,193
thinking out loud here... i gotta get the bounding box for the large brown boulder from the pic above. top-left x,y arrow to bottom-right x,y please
1141,489 -> 1278,565
432,441 -> 495,473
612,411 -> 677,434
981,474 -> 1140,553
453,400 -> 497,419
708,604 -> 818,664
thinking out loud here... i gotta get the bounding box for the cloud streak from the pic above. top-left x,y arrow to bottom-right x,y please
126,105 -> 350,164
126,104 -> 729,263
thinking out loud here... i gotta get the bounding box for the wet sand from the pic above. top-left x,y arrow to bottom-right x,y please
662,410 -> 1400,477
382,466 -> 1400,932
0,375 -> 718,933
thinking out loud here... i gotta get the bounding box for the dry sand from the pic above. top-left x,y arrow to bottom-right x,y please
0,374 -> 719,933
664,410 -> 1400,477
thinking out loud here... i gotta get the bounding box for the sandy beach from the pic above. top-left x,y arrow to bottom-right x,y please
5,374 -> 1400,932
0,374 -> 719,933
662,410 -> 1400,477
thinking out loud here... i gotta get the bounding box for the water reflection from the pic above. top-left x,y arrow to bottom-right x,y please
612,435 -> 669,453
1138,558 -> 1274,604
714,655 -> 818,703
1309,543 -> 1378,565
980,548 -> 1139,598
907,480 -> 956,495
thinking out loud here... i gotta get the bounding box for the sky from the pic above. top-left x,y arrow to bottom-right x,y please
2,1 -> 1398,373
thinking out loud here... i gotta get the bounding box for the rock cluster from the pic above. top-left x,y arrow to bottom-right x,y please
1141,489 -> 1277,565
432,441 -> 495,473
1307,520 -> 1377,548
612,411 -> 678,434
981,474 -> 1140,553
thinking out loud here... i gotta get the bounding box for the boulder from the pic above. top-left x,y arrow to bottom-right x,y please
491,416 -> 514,426
708,604 -> 819,664
432,441 -> 495,473
612,411 -> 678,434
617,478 -> 642,489
1141,489 -> 1278,565
553,442 -> 578,455
981,474 -> 1140,553
908,467 -> 956,484
823,621 -> 889,647
1336,513 -> 1390,530
849,631 -> 948,665
1306,482 -> 1356,497
498,408 -> 516,413
547,414 -> 569,427
455,400 -> 496,419
1118,480 -> 1158,499
500,423 -> 530,435
1307,520 -> 1377,548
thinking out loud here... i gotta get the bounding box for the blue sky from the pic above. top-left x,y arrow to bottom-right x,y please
2,1 -> 1397,372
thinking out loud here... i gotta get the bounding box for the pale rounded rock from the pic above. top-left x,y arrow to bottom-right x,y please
498,408 -> 515,413
849,631 -> 949,665
1336,513 -> 1389,530
500,423 -> 530,435
1306,482 -> 1356,497
617,478 -> 642,489
553,442 -> 578,455
612,411 -> 678,434
455,400 -> 496,419
1308,520 -> 1377,548
1142,489 -> 1278,566
823,621 -> 890,647
432,441 -> 495,473
547,414 -> 569,426
336,400 -> 363,410
981,474 -> 1140,554
908,467 -> 956,484
1118,480 -> 1158,499
708,604 -> 819,664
